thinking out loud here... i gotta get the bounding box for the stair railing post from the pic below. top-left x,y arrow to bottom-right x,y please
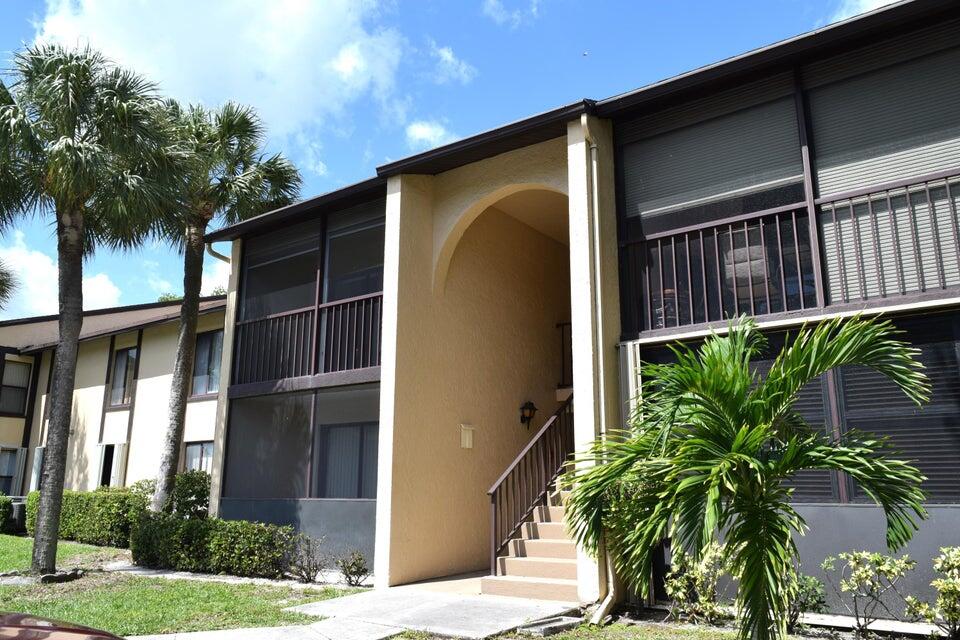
490,492 -> 498,575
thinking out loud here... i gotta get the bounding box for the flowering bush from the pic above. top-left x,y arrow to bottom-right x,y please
822,551 -> 915,636
905,547 -> 960,639
664,542 -> 732,625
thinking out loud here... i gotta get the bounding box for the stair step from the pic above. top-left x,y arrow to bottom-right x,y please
509,538 -> 577,559
534,506 -> 565,523
481,575 -> 579,602
499,556 -> 578,580
522,521 -> 570,540
548,490 -> 572,507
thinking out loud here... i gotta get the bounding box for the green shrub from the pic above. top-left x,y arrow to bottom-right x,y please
906,547 -> 960,640
170,470 -> 210,518
788,572 -> 827,632
0,494 -> 12,533
335,549 -> 371,587
208,519 -> 293,579
132,512 -> 293,579
822,551 -> 915,636
25,488 -> 147,548
664,542 -> 732,625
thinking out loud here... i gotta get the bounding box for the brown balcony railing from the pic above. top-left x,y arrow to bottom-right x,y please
817,171 -> 960,304
318,292 -> 383,373
233,292 -> 383,385
626,205 -> 817,332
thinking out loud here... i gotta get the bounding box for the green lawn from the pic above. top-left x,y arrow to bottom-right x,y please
0,572 -> 356,636
0,533 -> 126,573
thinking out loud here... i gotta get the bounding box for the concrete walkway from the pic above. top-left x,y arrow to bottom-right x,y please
102,561 -> 372,589
129,572 -> 580,640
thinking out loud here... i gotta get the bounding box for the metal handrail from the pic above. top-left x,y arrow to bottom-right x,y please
488,395 -> 574,575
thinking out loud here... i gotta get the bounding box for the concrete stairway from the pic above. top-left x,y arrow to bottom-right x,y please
480,495 -> 579,602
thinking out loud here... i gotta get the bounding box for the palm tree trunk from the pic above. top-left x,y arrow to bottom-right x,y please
31,209 -> 84,574
151,221 -> 206,511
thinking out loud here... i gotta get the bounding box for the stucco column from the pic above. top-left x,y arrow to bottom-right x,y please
374,174 -> 435,588
566,115 -> 621,603
208,239 -> 242,517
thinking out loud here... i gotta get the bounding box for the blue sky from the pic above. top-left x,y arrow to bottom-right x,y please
0,0 -> 890,319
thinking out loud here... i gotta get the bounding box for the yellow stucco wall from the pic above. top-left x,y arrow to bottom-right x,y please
63,337 -> 111,490
376,138 -> 573,586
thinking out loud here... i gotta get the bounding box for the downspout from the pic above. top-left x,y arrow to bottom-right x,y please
581,114 -> 621,624
206,243 -> 231,264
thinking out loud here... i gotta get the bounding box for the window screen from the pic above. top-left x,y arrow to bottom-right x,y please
0,361 -> 31,415
224,392 -> 313,499
241,220 -> 320,320
323,207 -> 385,302
109,348 -> 137,407
313,385 -> 380,499
192,331 -> 223,396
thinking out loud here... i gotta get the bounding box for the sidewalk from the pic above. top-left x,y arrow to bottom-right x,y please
128,572 -> 580,640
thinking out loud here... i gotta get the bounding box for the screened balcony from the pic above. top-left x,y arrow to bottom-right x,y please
617,38 -> 960,337
232,200 -> 385,386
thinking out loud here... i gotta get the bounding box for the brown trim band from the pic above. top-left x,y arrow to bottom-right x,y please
227,366 -> 381,399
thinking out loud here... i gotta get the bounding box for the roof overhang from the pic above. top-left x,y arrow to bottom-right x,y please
205,177 -> 387,242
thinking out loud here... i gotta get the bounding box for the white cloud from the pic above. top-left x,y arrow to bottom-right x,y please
201,256 -> 232,296
142,259 -> 174,295
428,39 -> 477,85
828,0 -> 898,22
35,0 -> 407,174
405,120 -> 457,151
482,0 -> 541,28
83,273 -> 122,310
0,231 -> 121,318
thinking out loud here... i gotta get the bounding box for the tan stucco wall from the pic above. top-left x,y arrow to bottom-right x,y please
376,138 -> 573,586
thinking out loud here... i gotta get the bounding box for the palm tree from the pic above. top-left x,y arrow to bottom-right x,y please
0,44 -> 175,573
564,316 -> 930,640
0,261 -> 15,310
150,101 -> 300,512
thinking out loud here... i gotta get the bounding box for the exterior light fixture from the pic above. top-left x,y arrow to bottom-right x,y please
519,401 -> 538,429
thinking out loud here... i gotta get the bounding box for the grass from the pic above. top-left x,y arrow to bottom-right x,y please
0,533 -> 127,573
0,572 -> 356,636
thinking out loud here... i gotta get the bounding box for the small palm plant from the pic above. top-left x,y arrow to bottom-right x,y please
564,316 -> 930,640
0,260 -> 15,310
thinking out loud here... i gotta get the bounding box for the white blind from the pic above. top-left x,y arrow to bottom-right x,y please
2,361 -> 30,387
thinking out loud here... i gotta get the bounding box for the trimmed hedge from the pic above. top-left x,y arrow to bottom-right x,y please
0,494 -> 12,533
131,512 -> 294,579
26,488 -> 147,548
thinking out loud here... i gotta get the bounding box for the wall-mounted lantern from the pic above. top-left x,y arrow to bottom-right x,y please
519,401 -> 538,429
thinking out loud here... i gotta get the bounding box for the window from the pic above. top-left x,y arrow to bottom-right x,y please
97,443 -> 127,488
241,220 -> 321,320
0,360 -> 31,415
192,331 -> 223,396
316,423 -> 378,499
99,445 -> 115,487
223,384 -> 379,501
224,392 -> 314,499
185,441 -> 214,473
108,347 -> 138,407
0,448 -> 18,495
323,208 -> 385,302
